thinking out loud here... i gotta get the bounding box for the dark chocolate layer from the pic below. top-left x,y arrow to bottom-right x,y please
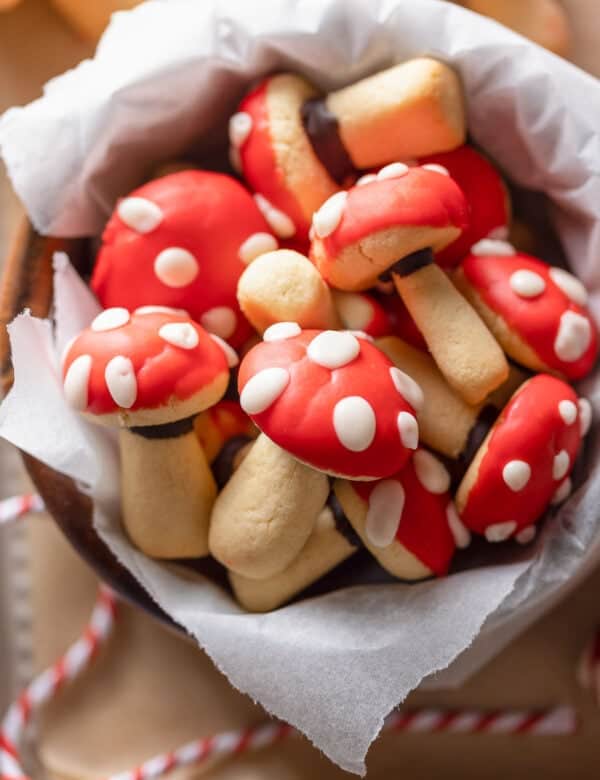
389,247 -> 434,278
301,97 -> 355,185
328,491 -> 361,548
211,435 -> 253,490
129,414 -> 196,440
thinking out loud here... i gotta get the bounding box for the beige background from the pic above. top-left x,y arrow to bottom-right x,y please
2,1 -> 600,777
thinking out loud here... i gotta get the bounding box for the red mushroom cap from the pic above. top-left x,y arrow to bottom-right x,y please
237,326 -> 422,479
309,165 -> 469,288
378,293 -> 428,351
333,290 -> 391,338
460,250 -> 598,379
350,448 -> 461,576
91,171 -> 278,348
457,374 -> 583,542
419,145 -> 509,268
62,308 -> 232,422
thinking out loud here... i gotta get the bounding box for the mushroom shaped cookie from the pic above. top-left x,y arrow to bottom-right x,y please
335,449 -> 461,580
455,249 -> 599,380
455,375 -> 588,544
418,145 -> 510,268
194,399 -> 256,464
331,290 -> 391,338
62,307 -> 231,559
310,165 -> 508,404
91,170 -> 278,348
209,327 -> 421,579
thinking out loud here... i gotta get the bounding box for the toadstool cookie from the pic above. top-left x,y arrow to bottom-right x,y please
194,399 -> 256,464
62,307 -> 233,558
455,375 -> 589,544
455,247 -> 599,380
335,448 -> 462,580
92,170 -> 278,348
331,290 -> 391,338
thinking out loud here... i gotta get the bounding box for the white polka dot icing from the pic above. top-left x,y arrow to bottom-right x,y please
307,330 -> 360,369
502,460 -> 531,492
515,526 -> 536,545
446,503 -> 471,549
356,173 -> 377,187
365,479 -> 404,547
135,305 -> 189,317
209,334 -> 239,368
104,355 -> 137,409
63,354 -> 92,411
558,399 -> 578,425
509,270 -> 546,299
263,322 -> 302,342
254,194 -> 296,238
117,197 -> 163,234
312,191 -> 347,239
485,521 -> 517,542
553,450 -> 570,480
238,232 -> 278,265
376,162 -> 409,181
487,225 -> 509,241
228,112 -> 253,148
397,411 -> 419,450
200,307 -> 237,340
333,396 -> 376,452
551,477 -> 572,505
578,398 -> 592,436
470,238 -> 516,257
549,267 -> 588,306
158,322 -> 199,350
154,247 -> 199,287
91,307 -> 130,332
422,163 -> 450,177
389,367 -> 424,412
554,310 -> 592,362
240,367 -> 290,415
413,449 -> 450,494
229,146 -> 242,173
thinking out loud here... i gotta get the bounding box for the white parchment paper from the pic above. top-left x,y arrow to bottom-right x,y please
2,0 -> 600,773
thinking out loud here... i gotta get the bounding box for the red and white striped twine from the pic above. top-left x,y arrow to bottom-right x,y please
0,495 -> 44,526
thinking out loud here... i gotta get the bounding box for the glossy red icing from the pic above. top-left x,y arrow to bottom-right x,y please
337,292 -> 391,338
460,375 -> 582,536
461,252 -> 598,379
312,167 -> 469,269
64,311 -> 229,415
238,330 -> 416,479
353,455 -> 455,576
91,171 -> 269,348
238,79 -> 311,241
419,146 -> 509,268
378,293 -> 428,351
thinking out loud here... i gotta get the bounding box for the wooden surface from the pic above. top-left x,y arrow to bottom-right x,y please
1,0 -> 600,777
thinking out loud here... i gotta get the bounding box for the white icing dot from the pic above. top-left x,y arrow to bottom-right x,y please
389,367 -> 424,412
154,247 -> 199,288
509,270 -> 546,299
228,112 -> 253,148
356,173 -> 377,186
158,322 -> 199,350
376,162 -> 409,181
470,238 -> 516,257
104,356 -> 137,409
365,480 -> 404,547
63,354 -> 92,411
240,367 -> 290,415
578,397 -> 592,436
554,310 -> 592,362
135,305 -> 189,316
200,307 -> 237,340
413,449 -> 450,494
515,526 -> 536,545
238,232 -> 278,265
312,191 -> 347,239
307,330 -> 360,369
117,197 -> 163,234
229,146 -> 242,173
502,460 -> 531,492
349,330 -> 373,341
254,194 -> 296,238
551,477 -> 572,505
485,521 -> 517,542
446,503 -> 471,549
333,396 -> 376,452
487,225 -> 509,241
334,292 -> 373,331
397,411 -> 419,450
263,322 -> 302,342
422,163 -> 450,177
209,334 -> 239,368
91,307 -> 130,332
549,267 -> 588,306
553,450 -> 570,481
558,400 -> 577,425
